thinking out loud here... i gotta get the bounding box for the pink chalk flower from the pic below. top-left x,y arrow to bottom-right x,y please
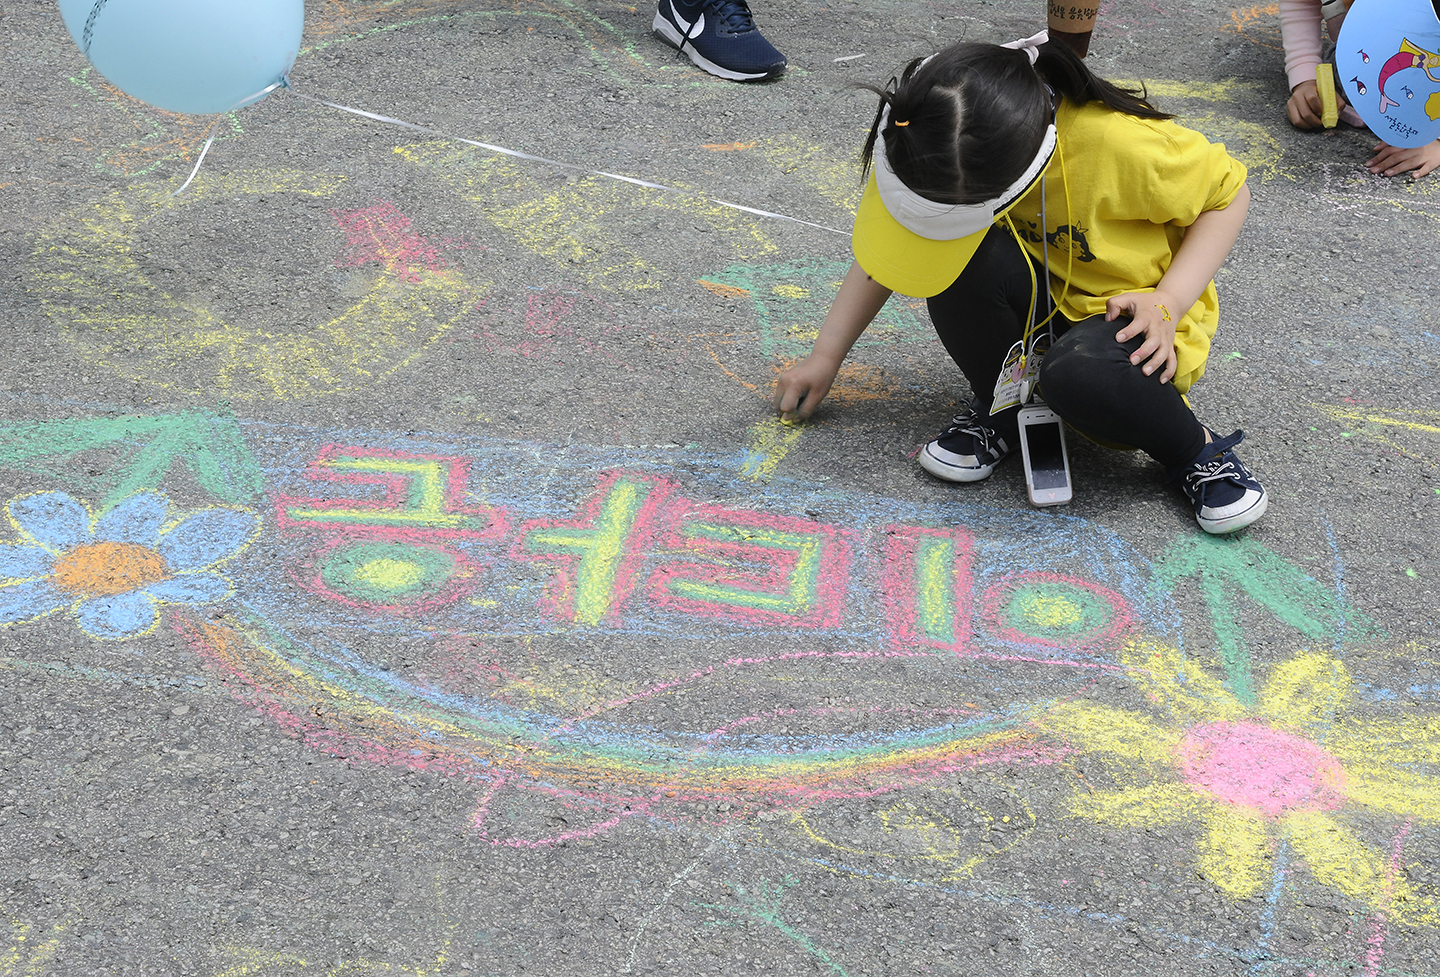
1040,643 -> 1440,921
1174,720 -> 1348,818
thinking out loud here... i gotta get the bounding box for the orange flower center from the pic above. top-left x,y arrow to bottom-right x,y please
52,541 -> 169,597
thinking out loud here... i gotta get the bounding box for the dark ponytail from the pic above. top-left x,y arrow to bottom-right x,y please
858,55 -> 930,194
1032,37 -> 1172,120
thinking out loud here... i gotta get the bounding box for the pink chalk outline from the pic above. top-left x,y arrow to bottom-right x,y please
511,471 -> 674,625
1363,821 -> 1414,977
882,526 -> 975,654
647,500 -> 852,629
289,535 -> 481,616
980,571 -> 1134,654
477,289 -> 628,365
471,776 -> 650,848
275,444 -> 509,542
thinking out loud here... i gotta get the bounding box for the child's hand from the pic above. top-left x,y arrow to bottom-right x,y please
1367,139 -> 1440,179
774,355 -> 842,421
1287,80 -> 1325,130
1106,290 -> 1179,384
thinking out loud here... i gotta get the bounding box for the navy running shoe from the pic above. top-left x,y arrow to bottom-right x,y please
1172,429 -> 1268,534
653,0 -> 787,81
918,401 -> 1011,483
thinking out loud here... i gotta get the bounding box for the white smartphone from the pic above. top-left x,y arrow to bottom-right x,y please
1017,403 -> 1072,507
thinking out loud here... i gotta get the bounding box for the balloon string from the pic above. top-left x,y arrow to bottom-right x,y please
167,76 -> 848,238
172,117 -> 222,197
170,78 -> 289,197
279,81 -> 848,237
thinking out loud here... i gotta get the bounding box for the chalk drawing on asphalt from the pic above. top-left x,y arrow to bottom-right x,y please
66,67 -> 245,178
6,411 -> 1440,939
1176,111 -> 1293,182
790,777 -> 1039,882
0,411 -> 264,513
1042,641 -> 1440,921
695,257 -> 951,405
302,0 -> 687,85
473,287 -> 631,366
1105,79 -> 1293,181
739,417 -> 805,482
693,875 -> 859,977
1313,160 -> 1440,231
1222,4 -> 1284,53
26,175 -> 483,400
0,490 -> 258,641
394,141 -> 793,291
1314,403 -> 1440,464
0,904 -> 69,976
62,0 -> 705,178
206,909 -> 460,977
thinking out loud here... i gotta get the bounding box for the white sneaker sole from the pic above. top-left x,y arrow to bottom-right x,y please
917,442 -> 999,483
1198,488 -> 1269,534
652,13 -> 782,81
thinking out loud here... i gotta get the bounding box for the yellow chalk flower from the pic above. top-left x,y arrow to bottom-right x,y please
1041,641 -> 1440,922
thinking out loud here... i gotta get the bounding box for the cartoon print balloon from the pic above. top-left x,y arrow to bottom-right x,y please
56,0 -> 303,115
1336,0 -> 1440,147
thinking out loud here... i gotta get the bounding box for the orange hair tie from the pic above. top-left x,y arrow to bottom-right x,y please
894,119 -> 911,127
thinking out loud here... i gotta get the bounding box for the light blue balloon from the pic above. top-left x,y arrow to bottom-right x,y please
57,0 -> 303,115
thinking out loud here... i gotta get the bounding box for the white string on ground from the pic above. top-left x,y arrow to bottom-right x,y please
281,83 -> 849,237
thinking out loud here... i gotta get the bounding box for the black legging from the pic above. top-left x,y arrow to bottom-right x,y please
925,224 -> 1209,469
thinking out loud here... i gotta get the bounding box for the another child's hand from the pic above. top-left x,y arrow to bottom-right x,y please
1106,290 -> 1179,384
1367,139 -> 1440,179
774,355 -> 842,421
1287,80 -> 1325,130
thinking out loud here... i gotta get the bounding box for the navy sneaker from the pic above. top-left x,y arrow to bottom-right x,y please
1172,429 -> 1268,534
653,0 -> 786,82
918,401 -> 1011,483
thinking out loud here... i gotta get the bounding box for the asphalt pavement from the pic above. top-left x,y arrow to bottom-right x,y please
3,0 -> 1440,974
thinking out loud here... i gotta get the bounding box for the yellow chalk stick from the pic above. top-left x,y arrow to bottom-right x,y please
1317,63 -> 1339,129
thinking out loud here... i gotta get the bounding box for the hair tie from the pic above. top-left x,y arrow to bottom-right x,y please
1000,29 -> 1048,64
894,119 -> 910,127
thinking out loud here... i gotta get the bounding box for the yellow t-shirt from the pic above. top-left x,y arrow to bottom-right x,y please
1006,99 -> 1249,394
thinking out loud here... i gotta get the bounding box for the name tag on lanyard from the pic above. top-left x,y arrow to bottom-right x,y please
990,331 -> 1052,415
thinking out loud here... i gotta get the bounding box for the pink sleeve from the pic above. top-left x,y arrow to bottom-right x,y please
1280,0 -> 1324,91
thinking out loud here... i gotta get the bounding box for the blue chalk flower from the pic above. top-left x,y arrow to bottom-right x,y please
0,490 -> 258,640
